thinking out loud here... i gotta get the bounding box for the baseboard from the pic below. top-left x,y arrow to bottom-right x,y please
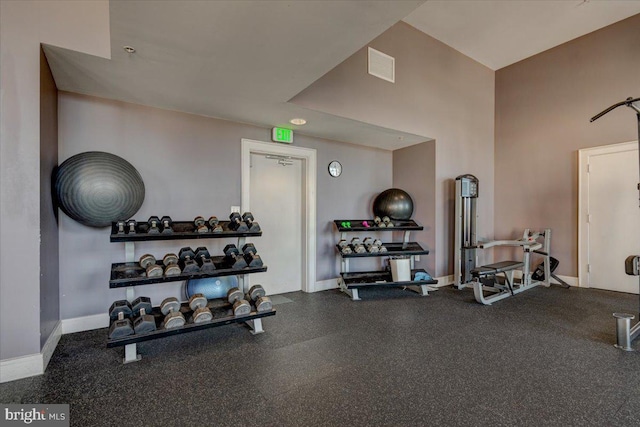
496,270 -> 578,287
61,313 -> 109,335
434,274 -> 454,287
314,278 -> 339,292
314,275 -> 454,292
0,321 -> 64,383
0,353 -> 43,383
42,321 -> 62,371
554,274 -> 578,287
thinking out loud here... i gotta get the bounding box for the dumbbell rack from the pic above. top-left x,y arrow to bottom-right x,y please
107,220 -> 275,363
333,219 -> 438,301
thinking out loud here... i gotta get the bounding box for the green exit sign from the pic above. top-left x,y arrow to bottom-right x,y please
271,127 -> 293,144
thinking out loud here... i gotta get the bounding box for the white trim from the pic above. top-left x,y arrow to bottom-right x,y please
241,138 -> 317,293
315,278 -> 339,292
434,274 -> 454,287
42,321 -> 62,371
61,313 -> 109,335
578,141 -> 638,288
0,354 -> 43,383
0,321 -> 66,383
555,275 -> 578,287
314,275 -> 454,292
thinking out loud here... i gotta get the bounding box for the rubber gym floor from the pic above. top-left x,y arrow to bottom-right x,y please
1,285 -> 639,426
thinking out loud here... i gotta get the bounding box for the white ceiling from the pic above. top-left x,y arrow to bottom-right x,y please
44,1 -> 640,150
403,0 -> 640,70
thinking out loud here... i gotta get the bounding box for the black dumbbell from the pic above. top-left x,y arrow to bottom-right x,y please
226,287 -> 251,316
194,247 -> 216,273
337,239 -> 352,255
188,293 -> 212,323
108,300 -> 134,339
241,243 -> 263,268
242,212 -> 261,232
229,212 -> 249,232
363,237 -> 379,253
162,253 -> 181,276
160,297 -> 185,329
194,216 -> 208,233
245,284 -> 273,312
350,237 -> 366,254
208,216 -> 223,233
160,216 -> 173,234
223,244 -> 248,269
116,220 -> 126,234
373,216 -> 385,228
139,254 -> 163,277
131,296 -> 156,334
148,216 -> 161,234
179,247 -> 200,274
126,219 -> 137,234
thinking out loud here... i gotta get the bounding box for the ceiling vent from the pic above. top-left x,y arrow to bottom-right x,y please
368,47 -> 395,83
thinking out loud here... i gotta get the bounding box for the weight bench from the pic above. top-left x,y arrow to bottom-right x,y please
471,261 -> 524,305
467,229 -> 555,305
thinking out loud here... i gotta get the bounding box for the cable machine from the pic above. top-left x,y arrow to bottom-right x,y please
453,175 -> 568,304
590,96 -> 640,351
454,174 -> 479,289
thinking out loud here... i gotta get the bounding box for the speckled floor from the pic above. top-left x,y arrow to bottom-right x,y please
1,285 -> 639,426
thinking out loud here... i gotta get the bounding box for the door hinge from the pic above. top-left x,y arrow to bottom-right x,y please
587,264 -> 591,273
587,214 -> 592,223
587,163 -> 591,173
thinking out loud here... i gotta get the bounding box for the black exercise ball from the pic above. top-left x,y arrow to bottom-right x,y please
54,151 -> 145,227
372,188 -> 414,220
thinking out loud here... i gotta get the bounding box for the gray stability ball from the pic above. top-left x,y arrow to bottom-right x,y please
54,151 -> 145,227
372,188 -> 414,220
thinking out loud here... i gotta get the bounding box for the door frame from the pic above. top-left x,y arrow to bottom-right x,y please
241,138 -> 317,293
578,140 -> 638,288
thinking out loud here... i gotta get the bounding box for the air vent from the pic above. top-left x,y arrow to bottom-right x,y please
368,47 -> 395,83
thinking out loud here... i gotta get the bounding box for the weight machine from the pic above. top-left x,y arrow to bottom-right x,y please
591,96 -> 640,351
454,175 -> 568,305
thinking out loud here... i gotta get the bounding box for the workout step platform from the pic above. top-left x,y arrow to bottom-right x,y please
110,257 -> 267,288
340,269 -> 438,289
107,299 -> 276,347
336,242 -> 429,258
110,220 -> 262,242
471,261 -> 524,278
333,219 -> 423,232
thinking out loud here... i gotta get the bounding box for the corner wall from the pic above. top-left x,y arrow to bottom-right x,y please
495,14 -> 640,276
0,0 -> 109,363
40,48 -> 59,349
393,141 -> 437,274
291,22 -> 495,277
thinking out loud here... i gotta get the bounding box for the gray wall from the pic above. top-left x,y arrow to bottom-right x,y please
393,141 -> 436,274
291,22 -> 495,277
40,48 -> 60,348
0,0 -> 109,362
58,92 -> 391,318
495,14 -> 640,276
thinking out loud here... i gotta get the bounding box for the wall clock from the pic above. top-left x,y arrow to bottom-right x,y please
328,160 -> 342,178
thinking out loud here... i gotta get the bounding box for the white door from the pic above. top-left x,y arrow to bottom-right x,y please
249,154 -> 302,294
587,143 -> 639,293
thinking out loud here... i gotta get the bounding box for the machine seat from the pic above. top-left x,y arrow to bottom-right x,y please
471,261 -> 524,277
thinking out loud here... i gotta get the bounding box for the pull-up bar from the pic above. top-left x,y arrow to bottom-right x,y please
591,96 -> 640,350
591,96 -> 640,206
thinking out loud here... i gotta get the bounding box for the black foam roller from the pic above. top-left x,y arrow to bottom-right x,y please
54,151 -> 145,227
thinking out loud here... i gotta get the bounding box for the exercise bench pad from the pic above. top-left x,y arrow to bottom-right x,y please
471,261 -> 524,277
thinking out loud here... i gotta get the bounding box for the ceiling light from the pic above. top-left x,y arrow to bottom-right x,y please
289,118 -> 307,126
123,46 -> 136,54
